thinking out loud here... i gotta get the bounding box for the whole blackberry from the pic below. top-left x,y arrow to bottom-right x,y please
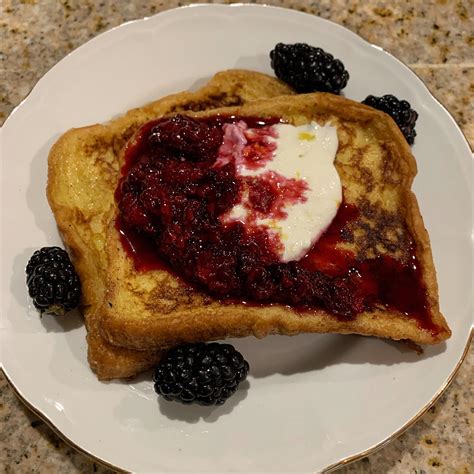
362,94 -> 418,145
153,342 -> 249,406
270,43 -> 349,94
26,247 -> 81,315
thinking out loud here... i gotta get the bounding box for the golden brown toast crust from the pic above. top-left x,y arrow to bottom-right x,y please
99,93 -> 451,351
47,70 -> 295,379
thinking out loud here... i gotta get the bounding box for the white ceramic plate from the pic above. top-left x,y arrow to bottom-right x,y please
1,4 -> 472,472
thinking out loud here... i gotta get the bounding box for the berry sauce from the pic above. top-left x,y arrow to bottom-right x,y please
116,114 -> 439,334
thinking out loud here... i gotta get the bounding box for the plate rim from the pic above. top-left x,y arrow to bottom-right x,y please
1,3 -> 473,472
2,332 -> 472,473
2,3 -> 473,151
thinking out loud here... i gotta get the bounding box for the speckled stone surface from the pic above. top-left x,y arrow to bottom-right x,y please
1,1 -> 472,473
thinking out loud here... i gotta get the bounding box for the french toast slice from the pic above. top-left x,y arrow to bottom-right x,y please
99,93 -> 451,351
47,70 -> 295,379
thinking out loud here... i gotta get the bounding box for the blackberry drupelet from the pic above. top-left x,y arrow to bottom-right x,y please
153,342 -> 249,406
362,94 -> 418,145
270,43 -> 349,94
26,246 -> 81,315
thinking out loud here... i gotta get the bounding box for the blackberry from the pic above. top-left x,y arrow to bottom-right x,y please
26,247 -> 81,315
362,94 -> 418,145
153,342 -> 249,406
270,43 -> 349,94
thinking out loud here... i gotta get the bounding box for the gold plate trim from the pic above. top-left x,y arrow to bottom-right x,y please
1,368 -> 127,473
2,330 -> 471,473
324,330 -> 472,472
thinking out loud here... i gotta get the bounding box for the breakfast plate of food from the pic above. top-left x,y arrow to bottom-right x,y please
1,4 -> 472,472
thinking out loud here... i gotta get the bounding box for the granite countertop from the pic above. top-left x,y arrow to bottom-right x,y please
1,1 -> 472,472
